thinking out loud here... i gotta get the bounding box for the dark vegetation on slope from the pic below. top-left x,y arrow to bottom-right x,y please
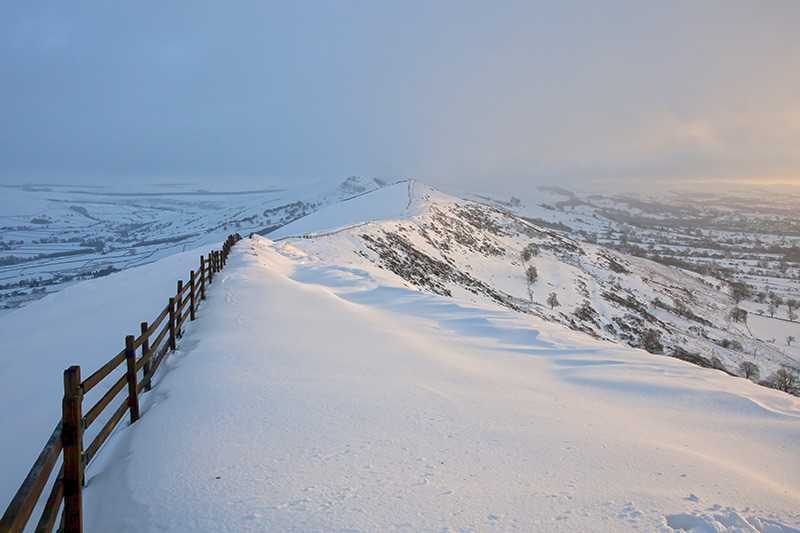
355,197 -> 800,396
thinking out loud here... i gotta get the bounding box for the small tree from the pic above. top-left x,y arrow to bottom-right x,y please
521,243 -> 540,263
641,329 -> 663,354
526,265 -> 538,285
546,292 -> 560,310
525,265 -> 538,302
719,339 -> 744,351
730,282 -> 752,304
788,335 -> 796,347
768,301 -> 777,318
788,307 -> 798,322
729,307 -> 748,324
738,361 -> 760,381
768,367 -> 799,394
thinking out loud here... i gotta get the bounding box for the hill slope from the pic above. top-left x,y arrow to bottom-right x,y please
276,181 -> 799,381
78,236 -> 800,531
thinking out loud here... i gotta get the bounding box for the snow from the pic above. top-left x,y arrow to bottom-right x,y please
289,184 -> 796,377
0,177 -> 386,313
2,182 -> 800,531
268,180 -> 415,239
0,242 -> 225,510
746,313 -> 800,362
72,237 -> 799,531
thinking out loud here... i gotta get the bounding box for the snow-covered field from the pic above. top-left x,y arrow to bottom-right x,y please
462,185 -> 800,302
75,236 -> 799,531
0,177 -> 385,312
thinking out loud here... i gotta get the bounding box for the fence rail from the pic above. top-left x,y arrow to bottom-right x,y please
0,233 -> 242,533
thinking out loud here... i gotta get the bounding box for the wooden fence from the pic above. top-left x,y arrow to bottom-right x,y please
0,233 -> 242,533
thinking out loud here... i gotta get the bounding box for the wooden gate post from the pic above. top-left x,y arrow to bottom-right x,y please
200,256 -> 207,298
124,335 -> 140,423
189,270 -> 196,321
175,280 -> 184,338
140,321 -> 152,392
62,366 -> 83,533
168,297 -> 177,351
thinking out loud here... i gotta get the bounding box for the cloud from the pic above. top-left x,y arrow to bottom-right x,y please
0,1 -> 798,189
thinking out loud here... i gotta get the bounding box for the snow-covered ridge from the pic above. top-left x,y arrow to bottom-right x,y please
79,236 -> 799,531
275,182 -> 799,382
269,179 -> 419,239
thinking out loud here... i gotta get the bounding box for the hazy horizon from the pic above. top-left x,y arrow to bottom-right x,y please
2,1 -> 799,193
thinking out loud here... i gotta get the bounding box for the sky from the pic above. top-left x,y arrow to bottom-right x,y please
1,1 -> 799,192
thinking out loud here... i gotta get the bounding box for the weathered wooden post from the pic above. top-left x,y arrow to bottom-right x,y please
200,256 -> 207,297
175,280 -> 184,338
189,270 -> 196,321
124,335 -> 140,423
140,321 -> 152,392
168,297 -> 177,351
207,253 -> 213,284
62,366 -> 83,533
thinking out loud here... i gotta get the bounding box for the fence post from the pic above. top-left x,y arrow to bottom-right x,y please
200,256 -> 207,297
125,335 -> 140,423
168,297 -> 177,351
62,365 -> 83,533
189,270 -> 196,321
175,280 -> 184,338
140,321 -> 152,392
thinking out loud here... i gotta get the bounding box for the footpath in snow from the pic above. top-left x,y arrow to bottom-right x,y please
78,236 -> 800,532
